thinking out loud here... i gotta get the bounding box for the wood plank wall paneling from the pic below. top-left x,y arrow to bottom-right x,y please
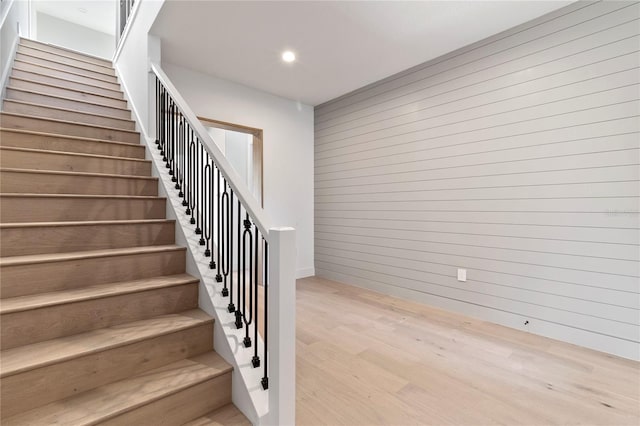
313,1 -> 640,360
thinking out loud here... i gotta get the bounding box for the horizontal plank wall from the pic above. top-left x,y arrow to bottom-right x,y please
314,1 -> 640,360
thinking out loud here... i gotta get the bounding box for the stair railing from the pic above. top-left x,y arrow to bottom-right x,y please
150,63 -> 295,425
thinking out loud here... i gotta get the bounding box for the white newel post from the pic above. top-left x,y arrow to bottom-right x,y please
267,227 -> 297,426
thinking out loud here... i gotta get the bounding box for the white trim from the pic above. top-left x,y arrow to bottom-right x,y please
0,34 -> 18,98
296,267 -> 315,279
112,0 -> 141,63
263,227 -> 297,426
0,0 -> 15,30
147,132 -> 267,425
112,66 -> 141,132
1,2 -> 20,105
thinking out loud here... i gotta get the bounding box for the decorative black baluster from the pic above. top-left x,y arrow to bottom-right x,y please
176,116 -> 183,192
155,78 -> 160,148
196,143 -> 204,241
155,78 -> 272,391
235,199 -> 243,329
228,188 -> 235,313
262,239 -> 269,390
252,225 -> 260,367
165,101 -> 172,170
204,155 -> 213,258
216,169 -> 225,283
242,214 -> 253,346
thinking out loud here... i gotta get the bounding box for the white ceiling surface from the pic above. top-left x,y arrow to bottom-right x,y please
33,0 -> 116,35
152,1 -> 573,106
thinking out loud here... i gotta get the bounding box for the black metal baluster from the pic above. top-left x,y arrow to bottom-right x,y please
205,155 -> 213,258
242,213 -> 253,346
228,188 -> 235,313
155,78 -> 271,391
165,101 -> 172,170
203,153 -> 212,256
169,105 -> 176,180
155,78 -> 160,148
197,143 -> 205,244
262,239 -> 269,390
216,169 -> 225,284
160,86 -> 167,161
235,199 -> 243,329
187,137 -> 196,225
252,225 -> 260,367
176,116 -> 183,193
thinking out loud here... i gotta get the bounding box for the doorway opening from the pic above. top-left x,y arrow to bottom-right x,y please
198,116 -> 264,208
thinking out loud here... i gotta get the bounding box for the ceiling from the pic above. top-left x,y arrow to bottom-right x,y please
152,1 -> 573,106
33,0 -> 116,35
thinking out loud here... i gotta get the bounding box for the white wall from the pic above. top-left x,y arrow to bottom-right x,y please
113,0 -> 163,135
1,0 -> 28,97
162,62 -> 315,278
314,1 -> 640,361
35,12 -> 114,59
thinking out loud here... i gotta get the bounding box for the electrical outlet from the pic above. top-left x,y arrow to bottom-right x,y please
457,268 -> 467,282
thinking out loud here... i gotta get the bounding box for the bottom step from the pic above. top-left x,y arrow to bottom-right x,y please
3,352 -> 232,425
184,404 -> 252,426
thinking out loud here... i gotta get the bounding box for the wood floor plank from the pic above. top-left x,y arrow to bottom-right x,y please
295,276 -> 640,426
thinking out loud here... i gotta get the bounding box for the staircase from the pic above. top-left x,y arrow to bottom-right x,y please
0,38 -> 249,425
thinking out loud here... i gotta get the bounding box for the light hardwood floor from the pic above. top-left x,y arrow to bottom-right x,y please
296,276 -> 639,426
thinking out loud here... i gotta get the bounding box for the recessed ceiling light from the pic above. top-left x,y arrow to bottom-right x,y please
281,51 -> 296,63
78,7 -> 87,13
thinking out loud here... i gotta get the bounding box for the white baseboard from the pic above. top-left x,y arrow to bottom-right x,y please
296,267 -> 315,279
315,268 -> 640,361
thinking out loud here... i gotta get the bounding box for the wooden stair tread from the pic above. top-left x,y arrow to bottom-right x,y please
0,273 -> 198,313
11,69 -> 122,95
16,52 -> 116,77
3,99 -> 134,124
0,41 -> 233,423
7,81 -> 126,103
19,39 -> 113,66
3,352 -> 231,426
18,43 -> 114,72
0,146 -> 148,163
0,167 -> 157,181
0,309 -> 213,377
0,128 -> 142,147
13,58 -> 117,84
0,218 -> 173,229
0,193 -> 163,200
0,112 -> 139,135
0,245 -> 185,267
183,404 -> 251,426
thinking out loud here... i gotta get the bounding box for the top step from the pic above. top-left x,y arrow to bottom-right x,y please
17,45 -> 114,77
20,38 -> 112,68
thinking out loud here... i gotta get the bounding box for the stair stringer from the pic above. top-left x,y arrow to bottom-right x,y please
113,52 -> 267,424
145,133 -> 267,425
